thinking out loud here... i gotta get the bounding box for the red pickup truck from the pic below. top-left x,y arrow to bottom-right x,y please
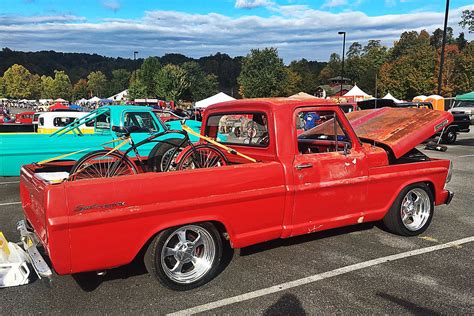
18,98 -> 454,290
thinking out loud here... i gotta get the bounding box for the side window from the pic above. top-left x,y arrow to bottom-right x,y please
206,113 -> 269,147
95,111 -> 111,130
296,110 -> 351,154
123,112 -> 159,132
39,117 -> 44,126
53,117 -> 76,127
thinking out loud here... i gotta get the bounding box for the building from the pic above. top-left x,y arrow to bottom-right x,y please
315,76 -> 353,98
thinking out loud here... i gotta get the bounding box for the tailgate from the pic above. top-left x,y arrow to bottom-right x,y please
20,166 -> 49,246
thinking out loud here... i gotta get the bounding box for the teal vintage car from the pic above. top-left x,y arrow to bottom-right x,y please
0,106 -> 201,176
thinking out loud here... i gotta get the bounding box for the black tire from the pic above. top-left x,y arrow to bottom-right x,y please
144,222 -> 223,291
176,144 -> 228,170
441,127 -> 457,144
147,138 -> 189,172
69,150 -> 137,181
382,183 -> 434,236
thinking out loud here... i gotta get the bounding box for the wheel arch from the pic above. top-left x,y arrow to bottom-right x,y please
134,217 -> 235,262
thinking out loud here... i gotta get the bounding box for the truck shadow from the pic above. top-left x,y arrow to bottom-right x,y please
454,138 -> 474,146
72,241 -> 234,292
240,223 -> 376,256
376,292 -> 441,315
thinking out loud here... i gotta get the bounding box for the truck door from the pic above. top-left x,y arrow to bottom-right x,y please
291,107 -> 368,236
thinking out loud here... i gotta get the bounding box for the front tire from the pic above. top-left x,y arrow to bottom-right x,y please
382,183 -> 434,236
145,223 -> 223,291
441,127 -> 457,144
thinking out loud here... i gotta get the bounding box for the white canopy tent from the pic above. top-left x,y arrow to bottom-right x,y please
88,96 -> 101,103
108,89 -> 128,101
343,84 -> 370,98
382,92 -> 401,103
54,98 -> 67,103
195,92 -> 235,109
289,92 -> 318,99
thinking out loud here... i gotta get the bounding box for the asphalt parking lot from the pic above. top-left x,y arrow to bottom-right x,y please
0,131 -> 473,315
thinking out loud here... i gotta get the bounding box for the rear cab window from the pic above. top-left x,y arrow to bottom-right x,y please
205,112 -> 269,147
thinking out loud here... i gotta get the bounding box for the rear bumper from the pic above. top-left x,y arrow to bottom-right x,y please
441,190 -> 454,205
17,220 -> 52,279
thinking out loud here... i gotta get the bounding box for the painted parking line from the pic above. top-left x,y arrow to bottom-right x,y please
0,202 -> 21,206
168,236 -> 474,316
0,181 -> 20,185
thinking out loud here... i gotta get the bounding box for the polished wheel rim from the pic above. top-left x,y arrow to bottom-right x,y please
400,188 -> 431,231
161,225 -> 215,284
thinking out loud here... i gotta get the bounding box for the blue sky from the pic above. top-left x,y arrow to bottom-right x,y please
0,0 -> 473,62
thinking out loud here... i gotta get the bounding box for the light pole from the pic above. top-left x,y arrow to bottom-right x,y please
437,0 -> 450,96
134,51 -> 139,60
338,31 -> 346,99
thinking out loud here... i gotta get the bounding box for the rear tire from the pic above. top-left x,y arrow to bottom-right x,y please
144,223 -> 223,291
147,138 -> 189,172
382,183 -> 434,236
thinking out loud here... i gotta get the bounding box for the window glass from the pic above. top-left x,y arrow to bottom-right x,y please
123,112 -> 159,132
53,117 -> 77,127
39,117 -> 44,126
206,113 -> 269,147
95,111 -> 111,130
296,110 -> 351,154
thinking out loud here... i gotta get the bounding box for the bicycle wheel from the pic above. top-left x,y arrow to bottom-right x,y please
69,150 -> 138,181
176,144 -> 228,171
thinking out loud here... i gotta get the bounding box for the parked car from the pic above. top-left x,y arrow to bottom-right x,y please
0,106 -> 201,176
449,92 -> 474,124
18,98 -> 453,290
15,111 -> 35,124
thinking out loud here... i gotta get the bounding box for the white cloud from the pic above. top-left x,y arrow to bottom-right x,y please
102,0 -> 121,12
0,5 -> 472,62
235,0 -> 275,9
321,0 -> 348,9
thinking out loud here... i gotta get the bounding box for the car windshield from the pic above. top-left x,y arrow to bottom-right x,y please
453,100 -> 474,108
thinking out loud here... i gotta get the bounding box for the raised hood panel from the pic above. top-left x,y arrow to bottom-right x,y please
346,108 -> 453,158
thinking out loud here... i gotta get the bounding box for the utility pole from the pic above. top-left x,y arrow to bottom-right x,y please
437,0 -> 450,96
338,31 -> 346,100
133,51 -> 139,60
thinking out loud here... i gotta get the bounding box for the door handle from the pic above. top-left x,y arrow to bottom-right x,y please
295,163 -> 313,170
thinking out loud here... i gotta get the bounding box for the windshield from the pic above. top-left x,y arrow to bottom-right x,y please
453,100 -> 474,108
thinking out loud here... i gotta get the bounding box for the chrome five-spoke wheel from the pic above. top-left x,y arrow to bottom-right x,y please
145,222 -> 223,290
161,225 -> 216,284
383,183 -> 434,236
400,188 -> 431,231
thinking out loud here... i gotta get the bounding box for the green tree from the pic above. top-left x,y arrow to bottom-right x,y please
28,74 -> 42,99
430,27 -> 454,48
72,79 -> 88,100
0,77 -> 4,97
459,9 -> 474,33
154,64 -> 190,101
109,69 -> 131,95
2,64 -> 33,99
127,70 -> 147,100
181,61 -> 218,101
40,75 -> 54,99
281,68 -> 302,96
380,32 -> 436,99
139,57 -> 161,97
87,71 -> 107,97
347,42 -> 363,58
452,41 -> 474,93
288,58 -> 324,93
317,53 -> 341,83
456,32 -> 468,51
51,70 -> 72,99
238,48 -> 289,98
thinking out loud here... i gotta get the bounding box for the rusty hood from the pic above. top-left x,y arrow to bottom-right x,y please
346,107 -> 453,158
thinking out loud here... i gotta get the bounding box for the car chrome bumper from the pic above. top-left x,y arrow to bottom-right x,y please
17,220 -> 52,279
